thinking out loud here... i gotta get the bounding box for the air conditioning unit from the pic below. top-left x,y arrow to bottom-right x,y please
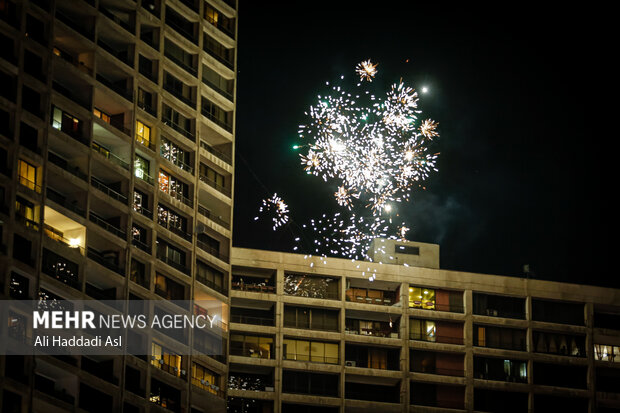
345,361 -> 356,367
195,223 -> 206,233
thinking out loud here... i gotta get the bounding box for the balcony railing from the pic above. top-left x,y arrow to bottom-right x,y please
46,188 -> 86,217
157,254 -> 190,275
203,42 -> 234,70
133,203 -> 153,218
48,152 -> 88,181
162,116 -> 194,141
165,15 -> 197,44
345,326 -> 397,338
55,9 -> 94,40
412,366 -> 464,377
135,169 -> 155,186
196,275 -> 227,296
91,177 -> 128,204
231,281 -> 275,294
92,142 -> 130,170
164,50 -> 197,77
89,212 -> 126,240
132,237 -> 151,253
18,176 -> 42,193
201,75 -> 234,102
409,332 -> 464,345
163,83 -> 196,109
200,140 -> 232,165
197,204 -> 229,229
96,73 -> 133,101
162,155 -> 194,174
199,174 -> 231,197
99,5 -> 133,33
15,213 -> 40,231
97,38 -> 133,67
283,353 -> 338,364
137,100 -> 157,117
201,107 -> 233,133
158,220 -> 192,242
87,247 -> 125,276
230,315 -> 274,326
410,302 -> 465,313
135,136 -> 157,151
346,290 -> 397,306
52,81 -> 91,110
43,224 -> 85,255
196,240 -> 229,263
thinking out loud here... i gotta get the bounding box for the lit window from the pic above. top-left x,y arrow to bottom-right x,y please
136,120 -> 151,146
191,363 -> 218,394
408,286 -> 435,309
93,107 -> 111,123
135,154 -> 150,180
151,342 -> 183,376
158,171 -> 169,193
18,159 -> 38,192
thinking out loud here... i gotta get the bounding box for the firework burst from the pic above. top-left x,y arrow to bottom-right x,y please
256,60 -> 440,271
298,60 -> 439,214
255,193 -> 290,230
355,59 -> 378,82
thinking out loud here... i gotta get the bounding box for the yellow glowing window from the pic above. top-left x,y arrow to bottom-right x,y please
18,159 -> 38,191
136,120 -> 151,145
191,363 -> 217,393
93,108 -> 111,123
151,342 -> 182,376
205,6 -> 219,25
15,196 -> 36,221
408,286 -> 435,309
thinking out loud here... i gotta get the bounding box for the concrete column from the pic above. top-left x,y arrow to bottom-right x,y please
585,302 -> 595,413
463,289 -> 474,412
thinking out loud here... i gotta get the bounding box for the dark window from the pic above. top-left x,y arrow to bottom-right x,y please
2,390 -> 21,413
284,305 -> 338,331
25,14 -> 46,45
396,244 -> 419,255
19,121 -> 39,152
532,299 -> 584,325
474,325 -> 526,351
473,356 -> 527,382
282,370 -> 338,397
533,362 -> 587,389
474,389 -> 528,413
473,293 -> 525,319
347,381 -> 400,403
196,260 -> 225,293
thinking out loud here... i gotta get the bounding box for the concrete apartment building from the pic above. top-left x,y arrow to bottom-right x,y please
229,244 -> 620,413
2,0 -> 620,412
0,0 -> 236,411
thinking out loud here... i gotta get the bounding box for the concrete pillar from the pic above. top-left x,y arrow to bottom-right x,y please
463,289 -> 474,412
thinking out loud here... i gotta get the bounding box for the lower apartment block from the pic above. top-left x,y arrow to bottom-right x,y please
228,245 -> 620,413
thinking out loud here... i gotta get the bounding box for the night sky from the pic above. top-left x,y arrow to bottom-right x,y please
232,4 -> 615,288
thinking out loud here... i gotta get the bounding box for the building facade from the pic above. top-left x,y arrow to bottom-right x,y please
3,0 -> 620,412
229,245 -> 620,413
1,0 -> 237,411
